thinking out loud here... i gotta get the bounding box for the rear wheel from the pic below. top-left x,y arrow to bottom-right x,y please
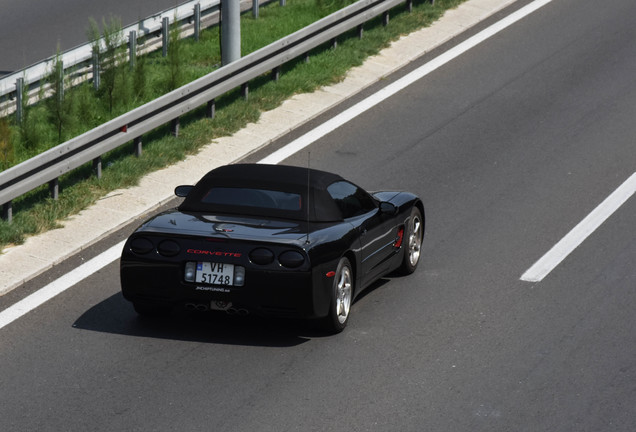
321,257 -> 353,334
399,207 -> 424,274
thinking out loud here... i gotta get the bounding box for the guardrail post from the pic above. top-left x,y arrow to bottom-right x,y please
129,31 -> 137,70
382,11 -> 389,27
2,202 -> 12,223
429,0 -> 435,4
92,50 -> 100,91
407,0 -> 413,12
171,118 -> 180,137
241,83 -> 248,101
162,17 -> 170,57
194,4 -> 201,41
93,157 -> 102,179
134,137 -> 142,157
49,179 -> 59,200
15,78 -> 23,124
357,24 -> 363,39
252,0 -> 259,18
279,0 -> 286,6
272,66 -> 280,81
331,38 -> 337,49
207,100 -> 215,119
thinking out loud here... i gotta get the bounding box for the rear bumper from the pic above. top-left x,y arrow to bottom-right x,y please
120,259 -> 334,319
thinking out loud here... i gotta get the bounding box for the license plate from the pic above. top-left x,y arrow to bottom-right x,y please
195,262 -> 234,285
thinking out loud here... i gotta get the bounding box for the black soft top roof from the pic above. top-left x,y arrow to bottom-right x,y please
178,164 -> 346,222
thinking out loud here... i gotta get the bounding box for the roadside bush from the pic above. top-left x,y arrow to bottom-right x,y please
46,54 -> 76,142
166,14 -> 184,92
133,55 -> 147,101
18,104 -> 53,154
0,118 -> 14,170
89,16 -> 128,114
73,82 -> 102,128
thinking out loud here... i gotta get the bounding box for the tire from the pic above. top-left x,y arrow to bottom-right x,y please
399,207 -> 424,275
321,257 -> 353,334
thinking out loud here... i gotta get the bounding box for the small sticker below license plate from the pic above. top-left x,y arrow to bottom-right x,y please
195,262 -> 234,285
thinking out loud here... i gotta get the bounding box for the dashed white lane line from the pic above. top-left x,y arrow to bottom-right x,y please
521,172 -> 636,282
0,0 -> 554,331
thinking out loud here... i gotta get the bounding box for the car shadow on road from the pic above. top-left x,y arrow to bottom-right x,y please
72,292 -> 330,347
73,276 -> 394,347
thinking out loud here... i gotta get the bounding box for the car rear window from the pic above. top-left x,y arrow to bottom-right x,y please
201,187 -> 302,211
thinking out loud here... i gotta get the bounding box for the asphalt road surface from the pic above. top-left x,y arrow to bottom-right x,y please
2,0 -> 636,430
0,0 -> 180,75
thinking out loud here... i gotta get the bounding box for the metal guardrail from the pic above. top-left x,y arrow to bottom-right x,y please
0,0 -> 416,222
0,0 -> 224,112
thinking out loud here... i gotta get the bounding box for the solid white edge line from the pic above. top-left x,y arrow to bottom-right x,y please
0,0 -> 555,331
521,172 -> 636,282
259,0 -> 554,165
0,240 -> 125,330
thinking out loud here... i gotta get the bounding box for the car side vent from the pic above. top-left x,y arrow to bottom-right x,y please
157,240 -> 180,257
278,250 -> 305,268
130,237 -> 154,255
249,248 -> 275,265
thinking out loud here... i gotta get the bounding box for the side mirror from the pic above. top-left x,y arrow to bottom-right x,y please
174,185 -> 194,198
379,202 -> 398,216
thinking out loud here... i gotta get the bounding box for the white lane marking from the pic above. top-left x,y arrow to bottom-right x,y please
259,0 -> 554,165
0,241 -> 125,330
521,172 -> 636,282
0,0 -> 554,330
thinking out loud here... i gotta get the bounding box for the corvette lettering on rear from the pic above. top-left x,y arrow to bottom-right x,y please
187,249 -> 242,258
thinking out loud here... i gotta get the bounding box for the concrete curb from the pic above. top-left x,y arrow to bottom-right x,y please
0,0 -> 517,296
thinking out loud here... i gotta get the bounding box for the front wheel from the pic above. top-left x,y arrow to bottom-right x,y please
321,257 -> 353,334
398,207 -> 424,275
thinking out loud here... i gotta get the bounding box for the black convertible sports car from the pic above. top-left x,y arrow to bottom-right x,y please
120,163 -> 424,332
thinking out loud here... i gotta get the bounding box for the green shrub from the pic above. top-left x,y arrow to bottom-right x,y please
133,55 -> 147,100
46,54 -> 74,142
166,14 -> 184,92
89,16 -> 127,114
0,118 -> 14,170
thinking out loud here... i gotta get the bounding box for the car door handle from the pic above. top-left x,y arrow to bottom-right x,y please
359,228 -> 367,236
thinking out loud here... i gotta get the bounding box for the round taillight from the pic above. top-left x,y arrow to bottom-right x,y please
157,240 -> 180,257
249,248 -> 274,265
130,237 -> 153,255
279,250 -> 305,268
